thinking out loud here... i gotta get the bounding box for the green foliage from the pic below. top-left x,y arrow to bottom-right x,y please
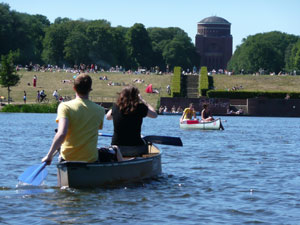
148,27 -> 199,71
0,3 -> 50,65
207,90 -> 300,99
228,31 -> 299,74
86,24 -> 118,68
1,102 -> 58,113
285,40 -> 300,72
0,51 -> 21,103
42,22 -> 75,65
199,66 -> 209,96
126,23 -> 154,69
1,4 -> 198,71
171,66 -> 182,97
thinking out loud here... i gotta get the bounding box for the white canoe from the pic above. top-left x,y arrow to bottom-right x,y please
180,118 -> 222,130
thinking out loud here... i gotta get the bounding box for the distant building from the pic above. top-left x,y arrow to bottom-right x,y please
195,16 -> 232,72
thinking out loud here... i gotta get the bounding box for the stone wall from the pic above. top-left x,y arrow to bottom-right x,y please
248,98 -> 300,117
160,97 -> 229,114
160,97 -> 300,117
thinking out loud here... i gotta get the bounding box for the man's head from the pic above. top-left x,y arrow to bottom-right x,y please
189,103 -> 194,109
74,74 -> 92,96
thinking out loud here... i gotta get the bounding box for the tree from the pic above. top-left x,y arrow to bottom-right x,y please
148,27 -> 199,71
86,24 -> 116,68
162,33 -> 198,71
64,30 -> 89,65
126,23 -> 154,69
228,31 -> 299,74
42,23 -> 71,65
0,52 -> 21,104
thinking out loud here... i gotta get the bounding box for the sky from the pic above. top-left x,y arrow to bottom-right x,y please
3,0 -> 300,51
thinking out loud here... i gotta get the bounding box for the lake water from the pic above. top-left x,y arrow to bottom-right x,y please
0,113 -> 300,224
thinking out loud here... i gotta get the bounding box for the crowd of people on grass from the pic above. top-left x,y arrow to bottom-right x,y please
18,63 -> 174,75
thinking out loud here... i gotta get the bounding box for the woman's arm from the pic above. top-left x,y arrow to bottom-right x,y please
106,109 -> 113,120
139,94 -> 157,118
201,109 -> 205,120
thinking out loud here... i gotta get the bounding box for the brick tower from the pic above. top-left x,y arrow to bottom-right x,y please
195,16 -> 232,72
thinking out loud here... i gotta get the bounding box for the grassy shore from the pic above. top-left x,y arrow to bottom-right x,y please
212,74 -> 300,92
1,71 -> 300,110
0,70 -> 172,108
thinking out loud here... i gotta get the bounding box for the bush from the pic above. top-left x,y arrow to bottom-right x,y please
171,66 -> 182,97
1,102 -> 59,113
199,66 -> 209,96
207,90 -> 300,99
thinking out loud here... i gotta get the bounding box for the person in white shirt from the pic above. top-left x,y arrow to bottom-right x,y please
53,90 -> 59,101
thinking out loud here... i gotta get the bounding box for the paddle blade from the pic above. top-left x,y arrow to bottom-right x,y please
98,133 -> 113,137
143,136 -> 183,146
18,162 -> 48,186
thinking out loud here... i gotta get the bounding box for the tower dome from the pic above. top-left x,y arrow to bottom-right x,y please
198,16 -> 231,25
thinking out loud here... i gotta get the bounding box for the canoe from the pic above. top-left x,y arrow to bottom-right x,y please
57,144 -> 161,188
180,118 -> 222,130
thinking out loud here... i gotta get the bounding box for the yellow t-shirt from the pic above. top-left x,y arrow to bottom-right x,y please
57,98 -> 105,162
183,108 -> 195,120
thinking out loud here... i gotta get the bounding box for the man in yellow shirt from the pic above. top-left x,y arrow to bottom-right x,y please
180,103 -> 197,122
42,74 -> 105,164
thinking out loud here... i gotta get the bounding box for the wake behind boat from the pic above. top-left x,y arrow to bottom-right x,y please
180,118 -> 224,130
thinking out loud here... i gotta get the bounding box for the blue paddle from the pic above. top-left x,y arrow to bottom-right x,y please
18,162 -> 48,186
99,133 -> 183,146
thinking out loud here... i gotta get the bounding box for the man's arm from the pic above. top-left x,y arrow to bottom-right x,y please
180,110 -> 187,123
42,118 -> 68,165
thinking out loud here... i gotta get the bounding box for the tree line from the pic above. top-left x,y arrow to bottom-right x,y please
228,31 -> 300,74
1,3 -> 300,74
0,3 -> 199,72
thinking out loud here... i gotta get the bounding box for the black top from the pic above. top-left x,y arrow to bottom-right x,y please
111,103 -> 148,146
202,109 -> 211,119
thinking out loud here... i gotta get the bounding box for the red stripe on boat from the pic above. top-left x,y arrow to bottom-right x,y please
187,120 -> 199,124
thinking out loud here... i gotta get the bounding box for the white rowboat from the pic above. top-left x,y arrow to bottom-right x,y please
180,118 -> 222,130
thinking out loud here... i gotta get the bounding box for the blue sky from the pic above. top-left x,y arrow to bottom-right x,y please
3,0 -> 300,51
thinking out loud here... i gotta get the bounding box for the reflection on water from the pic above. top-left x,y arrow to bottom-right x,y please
0,113 -> 300,224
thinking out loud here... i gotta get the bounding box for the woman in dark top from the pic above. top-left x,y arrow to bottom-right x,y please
201,103 -> 224,130
201,103 -> 214,122
106,86 -> 157,156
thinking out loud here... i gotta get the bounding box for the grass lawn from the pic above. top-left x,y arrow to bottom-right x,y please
2,71 -> 300,109
0,70 -> 172,108
212,74 -> 300,92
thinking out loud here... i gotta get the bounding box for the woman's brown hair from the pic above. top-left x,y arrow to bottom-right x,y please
116,86 -> 140,114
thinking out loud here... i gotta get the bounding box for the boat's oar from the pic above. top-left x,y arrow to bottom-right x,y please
99,133 -> 183,146
143,135 -> 183,146
18,149 -> 59,186
18,162 -> 48,186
